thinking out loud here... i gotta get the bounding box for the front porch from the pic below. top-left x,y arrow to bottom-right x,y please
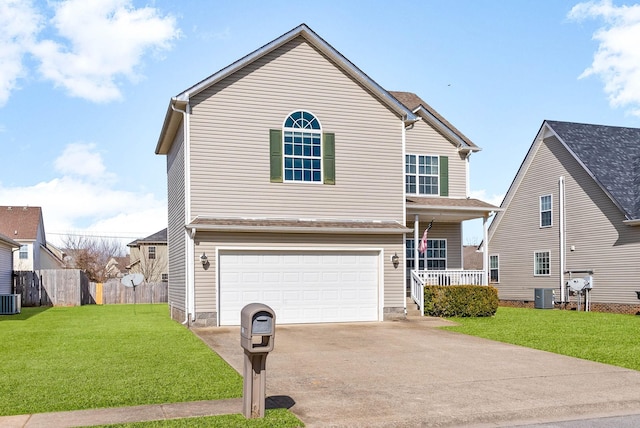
405,196 -> 501,316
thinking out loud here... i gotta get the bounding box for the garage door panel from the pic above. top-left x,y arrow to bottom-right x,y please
219,250 -> 379,325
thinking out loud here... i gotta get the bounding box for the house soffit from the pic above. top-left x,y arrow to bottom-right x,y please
156,24 -> 416,154
406,197 -> 501,222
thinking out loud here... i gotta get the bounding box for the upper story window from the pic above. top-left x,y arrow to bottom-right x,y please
406,154 -> 439,195
540,194 -> 552,227
283,111 -> 322,182
148,246 -> 156,260
19,245 -> 28,259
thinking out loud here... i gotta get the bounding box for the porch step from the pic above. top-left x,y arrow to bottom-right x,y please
406,296 -> 422,317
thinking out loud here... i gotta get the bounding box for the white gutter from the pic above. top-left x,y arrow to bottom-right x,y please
559,176 -> 566,303
171,100 -> 195,324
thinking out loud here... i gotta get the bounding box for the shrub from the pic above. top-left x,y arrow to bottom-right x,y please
423,285 -> 498,317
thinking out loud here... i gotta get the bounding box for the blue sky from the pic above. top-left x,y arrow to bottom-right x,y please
2,0 -> 640,247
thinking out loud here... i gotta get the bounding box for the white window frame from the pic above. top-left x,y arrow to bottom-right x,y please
540,194 -> 552,228
534,251 -> 550,276
406,154 -> 439,195
489,254 -> 499,283
148,246 -> 156,260
283,110 -> 322,183
19,245 -> 28,259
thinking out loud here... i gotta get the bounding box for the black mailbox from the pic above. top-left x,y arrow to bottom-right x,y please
240,303 -> 275,353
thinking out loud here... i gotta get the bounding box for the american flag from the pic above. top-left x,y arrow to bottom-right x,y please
419,221 -> 433,254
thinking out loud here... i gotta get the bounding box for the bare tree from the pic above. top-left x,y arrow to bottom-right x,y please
132,250 -> 167,283
62,235 -> 125,282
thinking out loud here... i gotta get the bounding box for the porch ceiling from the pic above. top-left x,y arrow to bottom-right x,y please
406,197 -> 502,223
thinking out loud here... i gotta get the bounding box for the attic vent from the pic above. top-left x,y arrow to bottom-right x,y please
14,230 -> 17,235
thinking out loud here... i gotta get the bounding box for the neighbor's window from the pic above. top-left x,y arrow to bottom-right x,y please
148,246 -> 156,260
489,255 -> 499,283
540,194 -> 552,227
534,251 -> 550,276
19,245 -> 28,259
283,111 -> 322,182
161,273 -> 168,282
406,154 -> 439,195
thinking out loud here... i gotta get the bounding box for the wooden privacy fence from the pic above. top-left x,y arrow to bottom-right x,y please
13,270 -> 167,307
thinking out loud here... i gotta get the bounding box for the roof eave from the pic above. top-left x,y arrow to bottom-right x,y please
186,223 -> 411,234
155,98 -> 188,155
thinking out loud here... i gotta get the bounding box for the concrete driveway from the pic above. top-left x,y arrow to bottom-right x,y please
194,318 -> 640,427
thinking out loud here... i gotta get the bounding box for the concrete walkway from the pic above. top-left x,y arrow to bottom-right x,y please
2,317 -> 640,427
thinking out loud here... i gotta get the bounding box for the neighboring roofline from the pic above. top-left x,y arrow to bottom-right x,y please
488,120 -> 633,242
623,219 -> 640,226
156,24 -> 417,154
0,233 -> 19,248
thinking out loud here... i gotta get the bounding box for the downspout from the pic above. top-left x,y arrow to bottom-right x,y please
482,215 -> 489,285
559,176 -> 566,303
171,100 -> 194,324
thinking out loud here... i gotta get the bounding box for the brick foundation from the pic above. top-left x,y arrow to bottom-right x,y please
500,300 -> 640,315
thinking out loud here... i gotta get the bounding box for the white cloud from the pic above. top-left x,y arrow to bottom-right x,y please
0,0 -> 180,105
53,142 -> 111,180
0,0 -> 41,107
30,0 -> 180,103
469,189 -> 504,207
569,0 -> 640,116
0,143 -> 166,249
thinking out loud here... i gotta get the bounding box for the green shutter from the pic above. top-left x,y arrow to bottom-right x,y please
270,129 -> 282,183
323,132 -> 335,185
439,156 -> 449,196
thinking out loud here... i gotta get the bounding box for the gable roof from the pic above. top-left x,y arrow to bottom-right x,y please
489,120 -> 640,240
127,228 -> 167,247
156,24 -> 417,154
390,91 -> 480,152
0,206 -> 44,241
0,232 -> 19,248
546,120 -> 640,221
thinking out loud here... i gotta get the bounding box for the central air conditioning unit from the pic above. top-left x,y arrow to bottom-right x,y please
0,294 -> 21,315
534,288 -> 554,309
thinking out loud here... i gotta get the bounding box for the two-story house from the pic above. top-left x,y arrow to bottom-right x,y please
127,228 -> 168,283
155,24 -> 499,326
488,121 -> 640,314
0,206 -> 64,272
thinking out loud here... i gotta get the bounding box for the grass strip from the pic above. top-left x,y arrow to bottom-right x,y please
443,307 -> 640,371
0,305 -> 242,416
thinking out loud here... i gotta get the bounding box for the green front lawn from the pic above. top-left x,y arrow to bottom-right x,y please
0,305 -> 242,416
444,307 -> 640,371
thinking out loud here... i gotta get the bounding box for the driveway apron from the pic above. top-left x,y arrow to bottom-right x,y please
194,319 -> 640,427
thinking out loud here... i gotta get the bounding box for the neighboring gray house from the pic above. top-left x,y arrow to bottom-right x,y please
0,206 -> 64,272
488,121 -> 640,313
127,228 -> 168,283
155,24 -> 498,327
0,233 -> 19,294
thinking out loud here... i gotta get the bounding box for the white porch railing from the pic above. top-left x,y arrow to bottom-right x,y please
410,270 -> 487,316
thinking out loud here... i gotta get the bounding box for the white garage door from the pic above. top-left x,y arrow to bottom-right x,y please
218,250 -> 380,325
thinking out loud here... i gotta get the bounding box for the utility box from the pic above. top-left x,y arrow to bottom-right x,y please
534,288 -> 554,309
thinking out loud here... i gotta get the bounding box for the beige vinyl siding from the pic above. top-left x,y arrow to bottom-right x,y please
405,120 -> 467,198
167,122 -> 186,309
490,135 -> 640,304
188,36 -> 404,223
193,232 -> 405,314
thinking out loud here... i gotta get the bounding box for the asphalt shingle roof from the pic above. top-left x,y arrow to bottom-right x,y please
547,120 -> 640,220
127,228 -> 167,247
0,206 -> 43,240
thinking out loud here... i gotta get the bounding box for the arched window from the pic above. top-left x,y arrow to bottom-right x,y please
283,111 -> 322,182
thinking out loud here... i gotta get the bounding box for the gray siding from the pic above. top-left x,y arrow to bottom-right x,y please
193,232 -> 405,316
0,243 -> 12,294
167,122 -> 186,310
490,135 -> 640,304
405,120 -> 468,198
188,37 -> 405,223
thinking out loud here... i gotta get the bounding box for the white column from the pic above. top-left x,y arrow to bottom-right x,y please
483,215 -> 489,285
414,214 -> 419,271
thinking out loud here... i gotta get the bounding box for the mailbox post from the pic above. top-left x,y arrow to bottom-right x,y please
240,303 -> 275,419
